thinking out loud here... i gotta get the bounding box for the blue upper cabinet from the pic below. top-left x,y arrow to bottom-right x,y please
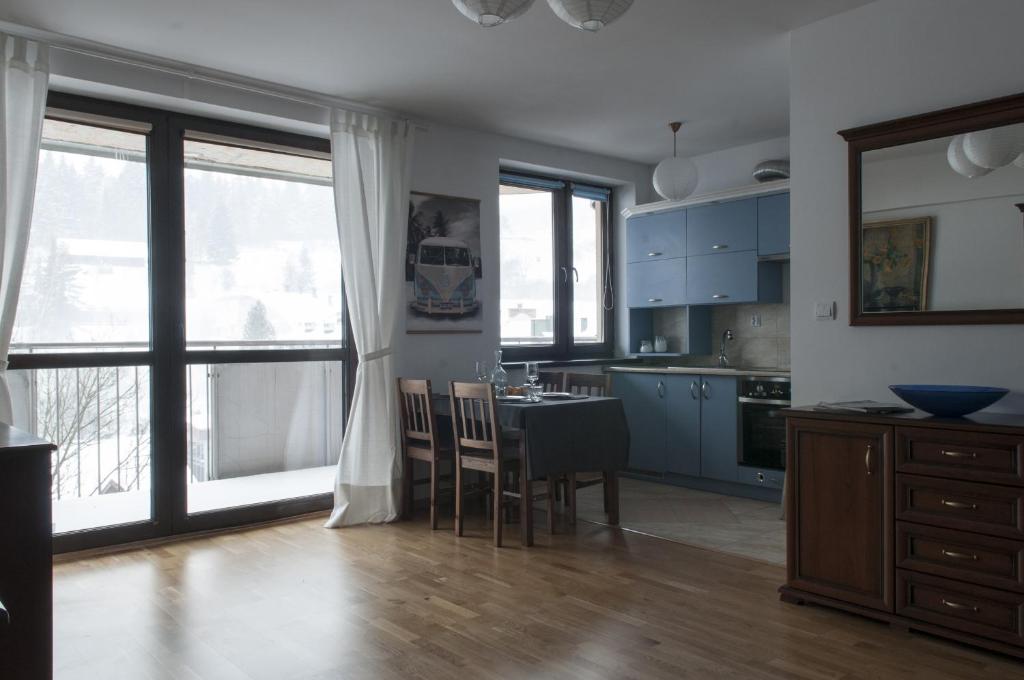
626,259 -> 687,308
626,209 -> 686,263
686,198 -> 757,256
757,193 -> 790,257
686,251 -> 759,305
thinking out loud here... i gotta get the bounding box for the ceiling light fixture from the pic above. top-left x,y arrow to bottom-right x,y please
452,0 -> 536,27
546,0 -> 635,32
653,122 -> 698,201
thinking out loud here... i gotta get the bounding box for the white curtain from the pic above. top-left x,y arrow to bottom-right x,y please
0,35 -> 49,424
325,110 -> 414,527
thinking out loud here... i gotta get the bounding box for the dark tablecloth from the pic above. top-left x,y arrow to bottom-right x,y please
435,395 -> 630,479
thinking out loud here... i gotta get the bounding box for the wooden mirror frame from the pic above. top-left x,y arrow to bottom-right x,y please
839,92 -> 1024,326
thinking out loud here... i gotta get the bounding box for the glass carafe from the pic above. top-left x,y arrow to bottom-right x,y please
491,349 -> 509,397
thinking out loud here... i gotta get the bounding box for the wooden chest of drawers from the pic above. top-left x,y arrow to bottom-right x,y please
781,409 -> 1024,660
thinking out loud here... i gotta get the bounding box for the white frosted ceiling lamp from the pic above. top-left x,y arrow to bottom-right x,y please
962,124 -> 1024,169
546,0 -> 634,32
1014,152 -> 1024,168
947,135 -> 992,178
653,122 -> 699,201
453,0 -> 536,27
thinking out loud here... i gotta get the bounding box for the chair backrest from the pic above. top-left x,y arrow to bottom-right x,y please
396,378 -> 438,457
565,372 -> 611,397
449,380 -> 502,460
538,370 -> 564,393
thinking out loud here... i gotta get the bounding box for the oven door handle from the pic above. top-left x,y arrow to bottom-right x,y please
737,397 -> 792,406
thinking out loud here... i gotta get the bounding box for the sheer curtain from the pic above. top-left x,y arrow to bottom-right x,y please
0,35 -> 49,424
325,110 -> 414,527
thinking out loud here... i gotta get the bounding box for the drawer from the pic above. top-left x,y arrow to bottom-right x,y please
626,210 -> 686,263
896,569 -> 1024,647
737,466 -> 784,490
897,474 -> 1024,540
896,426 -> 1024,486
896,521 -> 1024,592
686,199 -> 757,256
626,259 -> 686,308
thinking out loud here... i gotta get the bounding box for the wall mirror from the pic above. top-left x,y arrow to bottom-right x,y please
841,93 -> 1024,325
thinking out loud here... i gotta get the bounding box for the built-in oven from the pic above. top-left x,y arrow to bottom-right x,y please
738,376 -> 790,472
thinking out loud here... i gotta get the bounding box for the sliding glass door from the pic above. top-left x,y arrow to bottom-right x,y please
10,93 -> 349,551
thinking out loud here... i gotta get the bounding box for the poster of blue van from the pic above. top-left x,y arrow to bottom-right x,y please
406,191 -> 483,333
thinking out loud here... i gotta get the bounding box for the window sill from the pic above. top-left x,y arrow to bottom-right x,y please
500,357 -> 641,369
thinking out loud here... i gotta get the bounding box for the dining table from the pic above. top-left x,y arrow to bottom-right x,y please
432,392 -> 630,539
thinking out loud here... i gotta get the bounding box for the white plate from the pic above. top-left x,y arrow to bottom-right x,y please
541,392 -> 573,399
498,395 -> 528,401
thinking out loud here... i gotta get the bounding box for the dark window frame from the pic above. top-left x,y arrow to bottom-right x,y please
499,171 -> 615,362
14,91 -> 352,554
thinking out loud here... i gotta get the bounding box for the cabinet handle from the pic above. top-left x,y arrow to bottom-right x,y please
648,297 -> 663,303
701,381 -> 710,400
865,444 -> 873,475
656,380 -> 665,398
941,599 -> 979,613
941,499 -> 978,510
712,244 -> 728,250
712,294 -> 729,300
647,251 -> 662,257
689,380 -> 699,400
941,450 -> 977,459
941,549 -> 979,561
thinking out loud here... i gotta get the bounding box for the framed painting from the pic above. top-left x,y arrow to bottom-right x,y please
861,216 -> 932,313
405,191 -> 483,334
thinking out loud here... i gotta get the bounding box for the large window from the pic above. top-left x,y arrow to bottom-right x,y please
9,94 -> 349,552
499,173 -> 612,359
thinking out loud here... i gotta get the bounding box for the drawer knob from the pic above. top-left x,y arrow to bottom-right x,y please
712,244 -> 729,250
941,499 -> 978,510
865,444 -> 873,475
941,449 -> 977,459
712,294 -> 729,300
648,298 -> 663,303
647,251 -> 662,257
941,598 -> 979,613
941,549 -> 979,561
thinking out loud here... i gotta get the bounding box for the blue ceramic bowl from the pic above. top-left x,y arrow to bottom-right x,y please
889,384 -> 1009,418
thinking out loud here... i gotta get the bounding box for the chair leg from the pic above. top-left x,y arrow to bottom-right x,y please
546,477 -> 556,536
402,455 -> 412,521
602,473 -> 609,513
429,458 -> 439,530
454,460 -> 464,537
493,471 -> 503,548
605,471 -> 619,525
520,449 -> 533,547
566,472 -> 576,526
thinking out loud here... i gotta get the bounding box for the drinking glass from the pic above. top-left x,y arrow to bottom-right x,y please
526,361 -> 539,387
475,361 -> 490,382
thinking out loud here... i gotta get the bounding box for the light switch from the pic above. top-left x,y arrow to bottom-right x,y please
814,301 -> 836,320
750,313 -> 762,328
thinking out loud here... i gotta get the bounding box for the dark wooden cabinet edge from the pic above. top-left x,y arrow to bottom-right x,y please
777,585 -> 1024,661
781,407 -> 1024,437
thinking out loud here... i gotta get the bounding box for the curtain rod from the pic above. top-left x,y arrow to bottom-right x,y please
0,19 -> 428,130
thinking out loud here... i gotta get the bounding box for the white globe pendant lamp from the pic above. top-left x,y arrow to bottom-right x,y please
962,125 -> 1024,169
453,0 -> 536,27
653,122 -> 699,201
1014,152 -> 1024,168
546,0 -> 634,32
947,134 -> 992,179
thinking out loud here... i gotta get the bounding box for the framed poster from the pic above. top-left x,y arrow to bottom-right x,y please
861,216 -> 932,313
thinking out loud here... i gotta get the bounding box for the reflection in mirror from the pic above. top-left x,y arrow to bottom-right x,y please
860,122 -> 1024,314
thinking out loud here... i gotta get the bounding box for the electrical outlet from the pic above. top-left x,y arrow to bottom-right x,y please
750,313 -> 762,328
814,301 -> 836,320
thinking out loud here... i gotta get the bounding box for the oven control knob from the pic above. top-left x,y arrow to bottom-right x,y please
756,472 -> 765,484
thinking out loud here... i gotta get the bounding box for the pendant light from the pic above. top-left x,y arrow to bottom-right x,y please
947,135 -> 992,179
452,0 -> 536,27
546,0 -> 634,32
653,122 -> 699,201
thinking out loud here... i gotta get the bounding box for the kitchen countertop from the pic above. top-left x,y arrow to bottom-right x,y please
604,365 -> 790,378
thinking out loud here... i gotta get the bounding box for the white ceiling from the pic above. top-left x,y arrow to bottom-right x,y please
1,0 -> 873,163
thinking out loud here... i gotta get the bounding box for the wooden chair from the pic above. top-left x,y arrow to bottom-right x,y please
537,370 -> 564,393
450,380 -> 538,546
397,378 -> 451,530
561,372 -> 615,525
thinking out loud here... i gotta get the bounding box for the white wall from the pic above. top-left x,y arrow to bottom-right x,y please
790,0 -> 1024,413
689,136 -> 790,195
397,123 -> 653,386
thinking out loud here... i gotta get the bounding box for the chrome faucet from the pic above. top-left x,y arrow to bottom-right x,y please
718,329 -> 734,368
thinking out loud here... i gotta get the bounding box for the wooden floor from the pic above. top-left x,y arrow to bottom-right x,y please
54,514 -> 1024,680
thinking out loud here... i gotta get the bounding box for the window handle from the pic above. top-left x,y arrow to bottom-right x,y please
561,266 -> 569,283
571,267 -> 579,283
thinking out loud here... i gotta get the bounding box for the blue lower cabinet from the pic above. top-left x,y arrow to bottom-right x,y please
737,466 -> 785,490
626,258 -> 687,308
698,375 -> 739,482
665,375 -> 701,476
612,372 -> 666,474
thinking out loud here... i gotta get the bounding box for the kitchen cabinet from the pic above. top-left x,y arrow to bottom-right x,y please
665,376 -> 701,476
686,251 -> 759,305
686,198 -> 757,256
626,210 -> 686,263
625,258 -> 687,308
698,375 -> 740,482
613,372 -> 666,473
757,192 -> 790,257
